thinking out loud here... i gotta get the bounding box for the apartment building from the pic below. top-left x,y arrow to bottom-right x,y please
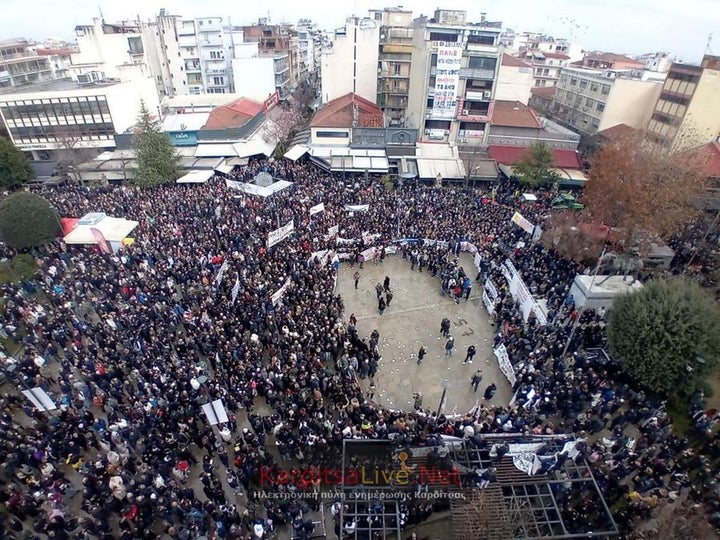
0,76 -> 159,160
0,39 -> 56,88
549,66 -> 662,135
231,42 -> 290,101
368,7 -> 413,127
405,9 -> 503,145
241,23 -> 300,93
296,21 -> 321,75
495,54 -> 533,104
321,17 -> 380,105
576,52 -> 644,71
646,55 -> 720,150
517,49 -> 571,88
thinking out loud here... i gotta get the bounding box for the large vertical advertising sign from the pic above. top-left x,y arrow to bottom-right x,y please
432,42 -> 463,119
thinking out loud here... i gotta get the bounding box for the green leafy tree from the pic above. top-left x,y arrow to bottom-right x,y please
514,143 -> 560,188
0,137 -> 33,191
608,278 -> 720,397
0,191 -> 60,249
131,101 -> 181,188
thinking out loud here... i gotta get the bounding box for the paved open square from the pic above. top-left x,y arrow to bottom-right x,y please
337,252 -> 513,415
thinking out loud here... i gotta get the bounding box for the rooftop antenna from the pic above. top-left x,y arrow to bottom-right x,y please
98,5 -> 105,24
706,33 -> 714,55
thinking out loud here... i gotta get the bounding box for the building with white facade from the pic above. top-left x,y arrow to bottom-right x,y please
495,54 -> 533,104
0,76 -> 159,160
405,9 -> 503,146
636,52 -> 674,74
548,66 -> 663,135
0,39 -> 55,88
231,42 -> 285,101
320,17 -> 380,104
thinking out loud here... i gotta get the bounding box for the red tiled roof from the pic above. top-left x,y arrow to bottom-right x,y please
488,145 -> 582,169
694,141 -> 720,178
501,53 -> 532,68
310,92 -> 383,128
35,48 -> 76,56
530,86 -> 557,98
583,52 -> 643,67
597,123 -> 637,141
542,51 -> 570,60
491,100 -> 542,129
203,98 -> 264,130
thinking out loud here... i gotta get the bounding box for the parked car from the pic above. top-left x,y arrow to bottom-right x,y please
551,192 -> 584,210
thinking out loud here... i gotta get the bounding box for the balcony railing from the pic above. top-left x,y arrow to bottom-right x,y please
459,67 -> 495,80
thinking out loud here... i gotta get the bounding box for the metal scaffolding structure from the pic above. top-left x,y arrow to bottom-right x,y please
336,435 -> 618,540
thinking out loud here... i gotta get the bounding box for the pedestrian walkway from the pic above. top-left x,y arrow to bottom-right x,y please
337,253 -> 512,414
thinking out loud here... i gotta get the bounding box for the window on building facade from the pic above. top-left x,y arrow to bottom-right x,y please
213,76 -> 224,85
467,34 -> 495,45
468,56 -> 497,71
596,102 -> 605,113
127,36 -> 143,55
601,85 -> 610,95
570,78 -> 577,86
429,32 -> 458,42
579,80 -> 588,89
393,63 -> 401,76
590,83 -> 599,93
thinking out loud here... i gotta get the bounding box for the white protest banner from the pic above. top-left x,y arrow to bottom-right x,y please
493,344 -> 516,387
473,252 -> 483,272
362,232 -> 381,245
231,275 -> 240,305
432,42 -> 463,119
491,442 -> 546,456
309,202 -> 325,215
327,224 -> 339,238
344,204 -> 369,212
202,399 -> 229,426
561,440 -> 584,459
271,277 -> 292,306
513,452 -> 541,476
482,289 -> 495,315
267,220 -> 295,248
22,387 -> 57,412
214,259 -> 229,285
360,246 -> 378,262
484,278 -> 498,301
225,178 -> 244,191
511,211 -> 535,235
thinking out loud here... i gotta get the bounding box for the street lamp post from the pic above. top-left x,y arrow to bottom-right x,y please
436,378 -> 450,418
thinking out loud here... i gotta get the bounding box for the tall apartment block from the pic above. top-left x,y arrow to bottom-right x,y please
369,7 -> 413,127
406,9 -> 502,145
646,54 -> 720,150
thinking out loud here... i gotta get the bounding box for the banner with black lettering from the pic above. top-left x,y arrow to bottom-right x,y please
267,220 -> 295,248
310,202 -> 325,215
493,343 -> 516,387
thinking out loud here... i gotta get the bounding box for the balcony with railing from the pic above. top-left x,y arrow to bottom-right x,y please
459,67 -> 495,80
465,90 -> 492,101
184,61 -> 201,72
456,98 -> 493,121
199,37 -> 224,48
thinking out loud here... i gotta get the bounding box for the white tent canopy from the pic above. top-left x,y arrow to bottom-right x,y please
233,139 -> 275,158
63,216 -> 139,245
239,180 -> 293,197
176,170 -> 215,184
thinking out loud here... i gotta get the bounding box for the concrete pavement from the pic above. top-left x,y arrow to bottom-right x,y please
337,253 -> 513,416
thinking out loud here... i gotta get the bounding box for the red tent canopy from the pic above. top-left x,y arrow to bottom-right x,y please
60,218 -> 79,236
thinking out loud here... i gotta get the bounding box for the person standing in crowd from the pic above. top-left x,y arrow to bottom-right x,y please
383,275 -> 391,292
385,289 -> 394,307
471,370 -> 483,392
417,345 -> 427,365
484,383 -> 497,400
464,345 -> 476,364
353,271 -> 361,289
440,317 -> 451,337
463,276 -> 473,301
378,296 -> 386,315
375,282 -> 383,299
445,336 -> 454,357
413,392 -> 423,410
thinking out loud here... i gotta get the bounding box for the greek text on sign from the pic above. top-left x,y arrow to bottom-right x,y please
511,212 -> 535,234
267,220 -> 295,248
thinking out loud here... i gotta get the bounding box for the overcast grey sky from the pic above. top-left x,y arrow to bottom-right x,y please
1,0 -> 718,63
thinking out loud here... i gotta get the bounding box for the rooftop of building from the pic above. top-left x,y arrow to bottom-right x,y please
530,86 -> 557,98
501,53 -> 532,68
597,123 -> 638,142
693,140 -> 720,178
310,92 -> 383,128
0,38 -> 32,48
491,100 -> 542,129
0,77 -> 122,96
203,97 -> 265,130
583,51 -> 644,66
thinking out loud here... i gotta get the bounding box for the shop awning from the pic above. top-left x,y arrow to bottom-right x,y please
176,170 -> 215,184
194,144 -> 238,158
284,144 -> 310,161
233,139 -> 275,158
416,158 -> 466,179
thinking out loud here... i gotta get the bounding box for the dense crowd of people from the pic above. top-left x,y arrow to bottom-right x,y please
0,158 -> 718,540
